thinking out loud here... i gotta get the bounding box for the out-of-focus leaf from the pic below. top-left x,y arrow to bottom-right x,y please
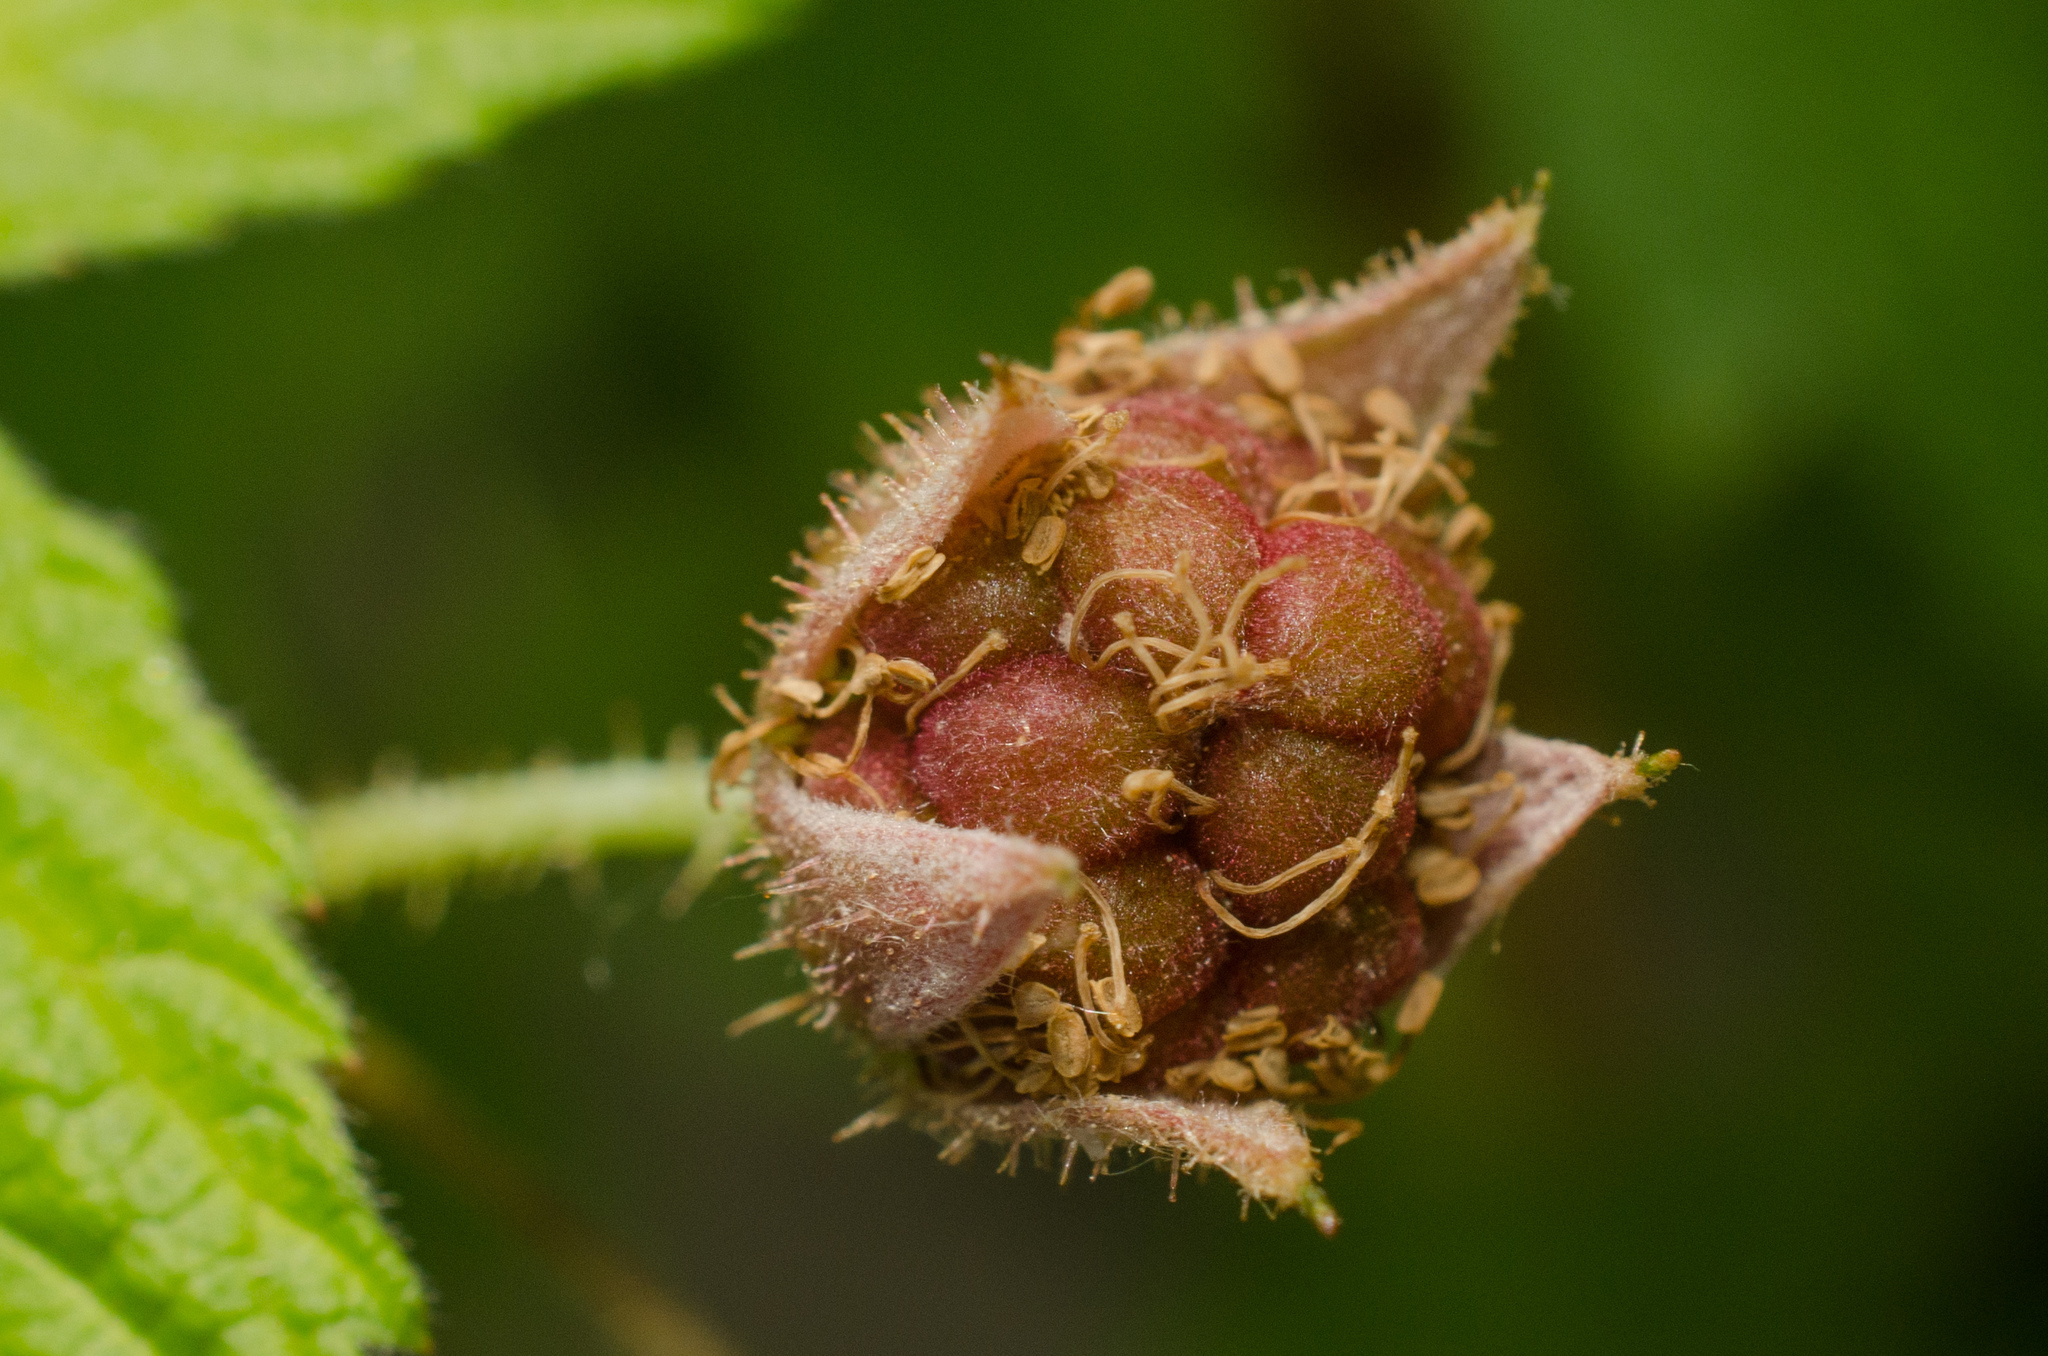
0,0 -> 799,283
0,437 -> 424,1354
1457,0 -> 2048,677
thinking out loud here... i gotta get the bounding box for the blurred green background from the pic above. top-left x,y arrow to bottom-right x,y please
2,0 -> 2043,1351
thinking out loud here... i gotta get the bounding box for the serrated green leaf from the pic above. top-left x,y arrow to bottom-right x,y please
0,0 -> 799,283
0,436 -> 424,1355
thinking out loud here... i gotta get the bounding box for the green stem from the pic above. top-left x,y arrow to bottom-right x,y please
306,756 -> 754,906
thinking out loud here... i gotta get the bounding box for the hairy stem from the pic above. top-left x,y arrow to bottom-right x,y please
336,1020 -> 742,1356
307,756 -> 754,905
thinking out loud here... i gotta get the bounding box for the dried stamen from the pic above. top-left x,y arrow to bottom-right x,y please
903,629 -> 1009,731
876,546 -> 947,603
1289,1016 -> 1400,1101
1196,728 -> 1420,939
1393,972 -> 1445,1035
777,695 -> 889,811
1166,1054 -> 1258,1097
1249,1047 -> 1317,1098
770,676 -> 826,708
1066,551 -> 1303,733
1032,328 -> 1158,400
1011,981 -> 1065,1029
1313,397 -> 1359,518
1416,769 -> 1517,830
1222,1005 -> 1289,1053
1234,391 -> 1297,438
1003,415 -> 1127,571
1363,386 -> 1417,442
726,991 -> 818,1038
956,1015 -> 1023,1081
1163,1010 -> 1300,1098
709,683 -> 796,793
1403,845 -> 1482,907
1435,601 -> 1519,772
1047,1007 -> 1092,1078
1081,267 -> 1155,324
1110,439 -> 1230,472
1069,923 -> 1128,1059
1439,503 -> 1493,556
1020,514 -> 1066,569
1102,611 -> 1182,687
1119,768 -> 1220,830
1078,879 -> 1144,1038
1248,331 -> 1304,396
1301,1115 -> 1365,1152
1291,393 -> 1356,442
804,648 -> 936,721
1066,563 -> 1197,665
1043,412 -> 1128,498
1268,421 -> 1471,536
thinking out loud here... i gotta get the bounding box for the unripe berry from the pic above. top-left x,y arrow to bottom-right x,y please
1057,463 -> 1262,678
856,536 -> 1063,678
912,653 -> 1193,866
1105,389 -> 1299,517
1386,527 -> 1493,760
1243,519 -> 1445,741
1191,719 -> 1416,926
1126,882 -> 1420,1094
1216,879 -> 1423,1043
1012,845 -> 1229,1025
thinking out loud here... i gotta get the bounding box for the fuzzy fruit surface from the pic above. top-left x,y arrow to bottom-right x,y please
913,653 -> 1193,865
1013,846 -> 1228,1024
857,539 -> 1062,677
1124,883 -> 1421,1085
1217,880 -> 1423,1046
1387,527 -> 1492,760
786,380 -> 1491,1105
1192,719 -> 1416,925
1106,390 -> 1299,518
1245,519 -> 1445,741
1057,463 -> 1262,675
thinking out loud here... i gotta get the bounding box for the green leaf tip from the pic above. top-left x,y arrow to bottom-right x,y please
1298,1182 -> 1342,1239
1636,747 -> 1682,787
0,436 -> 426,1354
0,0 -> 806,285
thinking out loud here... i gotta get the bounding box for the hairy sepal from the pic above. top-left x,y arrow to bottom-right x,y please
762,380 -> 1073,699
1149,199 -> 1543,434
1421,728 -> 1663,974
925,1091 -> 1333,1231
756,762 -> 1080,1043
750,381 -> 1087,1042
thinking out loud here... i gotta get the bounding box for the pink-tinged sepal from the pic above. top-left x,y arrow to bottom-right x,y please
756,762 -> 1080,1043
1147,198 -> 1544,436
760,378 -> 1074,698
1418,729 -> 1677,975
918,1092 -> 1337,1234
